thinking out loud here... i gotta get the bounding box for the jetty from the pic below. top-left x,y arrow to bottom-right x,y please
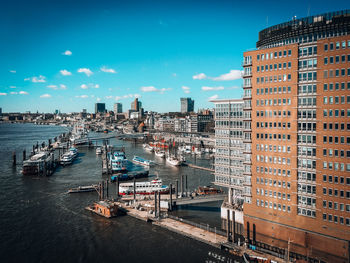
185,163 -> 214,172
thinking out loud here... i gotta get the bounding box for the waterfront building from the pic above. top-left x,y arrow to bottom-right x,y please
180,97 -> 194,113
242,10 -> 350,262
95,103 -> 105,114
154,117 -> 175,132
212,99 -> 245,237
114,103 -> 123,114
174,115 -> 199,133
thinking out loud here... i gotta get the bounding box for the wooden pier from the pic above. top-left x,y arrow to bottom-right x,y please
185,163 -> 214,172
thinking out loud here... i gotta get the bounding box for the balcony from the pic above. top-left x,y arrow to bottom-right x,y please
242,71 -> 252,77
242,60 -> 252,66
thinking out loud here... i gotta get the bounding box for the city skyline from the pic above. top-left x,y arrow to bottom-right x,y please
1,0 -> 349,113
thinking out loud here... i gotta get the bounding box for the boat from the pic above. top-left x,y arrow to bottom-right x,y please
149,140 -> 169,149
85,201 -> 120,218
68,147 -> 78,158
110,170 -> 149,182
22,152 -> 53,176
154,150 -> 165,158
70,121 -> 89,145
166,155 -> 182,166
119,179 -> 169,195
108,151 -> 128,173
143,144 -> 154,152
60,152 -> 75,165
68,184 -> 98,193
132,156 -> 154,166
195,186 -> 222,195
96,147 -> 102,155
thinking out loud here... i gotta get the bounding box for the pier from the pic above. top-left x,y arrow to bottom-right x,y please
185,163 -> 214,172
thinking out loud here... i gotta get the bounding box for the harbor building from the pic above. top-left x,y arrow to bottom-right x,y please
180,97 -> 194,113
95,103 -> 106,114
212,99 -> 245,239
113,103 -> 123,114
242,10 -> 350,262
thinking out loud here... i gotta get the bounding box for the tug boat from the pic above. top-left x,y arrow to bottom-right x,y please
132,156 -> 154,166
119,179 -> 169,195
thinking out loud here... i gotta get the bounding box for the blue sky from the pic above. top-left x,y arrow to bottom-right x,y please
0,0 -> 349,113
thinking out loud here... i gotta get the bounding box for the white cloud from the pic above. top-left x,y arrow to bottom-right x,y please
10,86 -> 16,89
19,91 -> 28,95
47,84 -> 67,90
182,86 -> 190,94
140,86 -> 171,93
63,50 -> 72,56
80,83 -> 99,89
192,73 -> 207,80
10,92 -> 18,95
96,97 -> 101,102
100,66 -> 116,74
26,75 -> 46,83
201,86 -> 224,91
211,70 -> 242,81
0,93 -> 7,96
227,86 -> 241,90
75,95 -> 89,99
115,94 -> 141,101
208,94 -> 219,100
9,70 -> 16,73
40,93 -> 51,98
134,94 -> 141,98
60,69 -> 72,76
77,68 -> 93,77
105,96 -> 113,99
172,73 -> 177,77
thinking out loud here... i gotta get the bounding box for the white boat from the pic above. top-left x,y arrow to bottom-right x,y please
119,179 -> 169,195
154,150 -> 165,158
68,185 -> 98,193
60,152 -> 75,165
132,156 -> 154,166
96,147 -> 102,155
143,144 -> 154,152
108,151 -> 128,173
166,155 -> 182,166
68,147 -> 78,158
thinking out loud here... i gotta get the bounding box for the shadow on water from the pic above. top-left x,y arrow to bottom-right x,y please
175,205 -> 221,212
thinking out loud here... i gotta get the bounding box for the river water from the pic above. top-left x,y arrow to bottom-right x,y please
0,123 -> 240,263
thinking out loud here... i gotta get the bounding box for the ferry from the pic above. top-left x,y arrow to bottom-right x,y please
119,179 -> 169,195
68,147 -> 78,158
132,156 -> 154,166
96,147 -> 102,155
85,201 -> 120,218
60,152 -> 75,165
22,152 -> 53,176
68,184 -> 98,193
154,150 -> 165,158
108,151 -> 128,173
166,155 -> 182,166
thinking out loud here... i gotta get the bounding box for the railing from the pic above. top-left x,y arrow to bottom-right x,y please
167,214 -> 226,236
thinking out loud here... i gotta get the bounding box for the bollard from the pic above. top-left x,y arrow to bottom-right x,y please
23,150 -> 26,162
12,152 -> 16,166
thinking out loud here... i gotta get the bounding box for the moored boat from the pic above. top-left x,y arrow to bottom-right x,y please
110,170 -> 149,182
132,156 -> 154,166
119,179 -> 169,195
85,201 -> 120,218
143,144 -> 154,152
166,155 -> 182,166
154,150 -> 165,158
96,147 -> 102,155
68,184 -> 98,193
108,151 -> 128,173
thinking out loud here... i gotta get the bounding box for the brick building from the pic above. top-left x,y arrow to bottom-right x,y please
242,10 -> 350,262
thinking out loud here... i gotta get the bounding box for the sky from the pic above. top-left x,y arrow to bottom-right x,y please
0,0 -> 349,113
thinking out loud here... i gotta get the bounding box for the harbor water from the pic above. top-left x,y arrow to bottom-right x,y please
0,123 -> 240,263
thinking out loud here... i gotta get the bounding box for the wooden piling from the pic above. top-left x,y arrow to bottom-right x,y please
106,180 -> 109,199
185,175 -> 188,197
133,177 -> 136,203
23,150 -> 26,162
180,175 -> 183,197
12,151 -> 16,166
169,183 -> 173,211
232,210 -> 236,243
175,180 -> 178,200
154,191 -> 157,217
227,209 -> 231,242
116,177 -> 119,198
158,191 -> 161,218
